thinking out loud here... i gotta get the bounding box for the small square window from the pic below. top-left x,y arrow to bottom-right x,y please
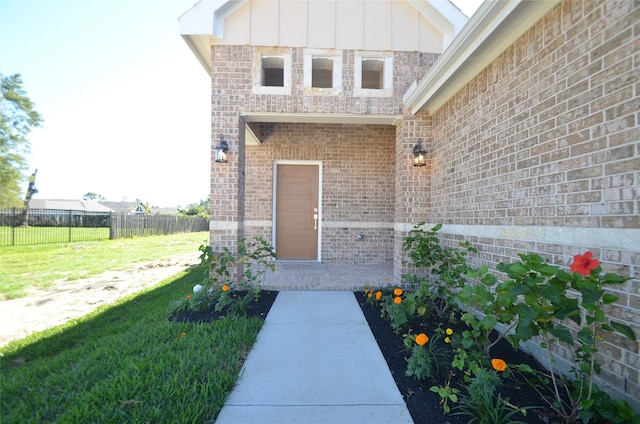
361,58 -> 385,89
312,57 -> 334,88
262,55 -> 284,87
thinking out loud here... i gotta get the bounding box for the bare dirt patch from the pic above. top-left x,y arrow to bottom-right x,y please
0,253 -> 200,348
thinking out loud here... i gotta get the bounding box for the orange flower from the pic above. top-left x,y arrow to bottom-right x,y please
570,251 -> 600,276
491,358 -> 507,372
415,333 -> 429,346
186,294 -> 193,299
385,277 -> 390,281
394,296 -> 402,304
394,288 -> 403,296
367,292 -> 373,298
221,285 -> 230,292
375,291 -> 382,301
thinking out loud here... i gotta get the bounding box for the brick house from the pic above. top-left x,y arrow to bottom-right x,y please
180,0 -> 639,407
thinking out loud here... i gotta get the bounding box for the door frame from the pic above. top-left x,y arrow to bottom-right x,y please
272,160 -> 323,262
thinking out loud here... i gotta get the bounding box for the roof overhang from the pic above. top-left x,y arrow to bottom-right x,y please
240,112 -> 403,145
180,0 -> 468,75
403,0 -> 562,115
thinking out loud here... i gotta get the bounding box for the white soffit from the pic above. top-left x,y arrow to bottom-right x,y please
241,112 -> 403,145
403,0 -> 562,115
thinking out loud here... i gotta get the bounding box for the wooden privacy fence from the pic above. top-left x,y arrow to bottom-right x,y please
109,213 -> 209,239
0,208 -> 209,246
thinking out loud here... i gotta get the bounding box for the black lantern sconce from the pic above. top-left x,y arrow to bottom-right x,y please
413,138 -> 426,167
214,134 -> 229,163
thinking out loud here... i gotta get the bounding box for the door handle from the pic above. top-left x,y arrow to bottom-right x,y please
313,208 -> 318,230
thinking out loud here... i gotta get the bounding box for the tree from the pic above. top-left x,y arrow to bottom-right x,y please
179,196 -> 210,219
83,192 -> 106,201
0,73 -> 43,208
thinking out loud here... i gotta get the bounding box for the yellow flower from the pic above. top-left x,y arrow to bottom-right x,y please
445,328 -> 453,335
491,358 -> 507,372
415,333 -> 429,346
222,285 -> 230,292
178,332 -> 186,338
444,337 -> 451,343
394,296 -> 402,304
393,288 -> 403,296
375,291 -> 382,301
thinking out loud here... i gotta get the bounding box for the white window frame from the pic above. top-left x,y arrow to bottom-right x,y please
303,49 -> 343,95
354,52 -> 393,97
253,50 -> 292,95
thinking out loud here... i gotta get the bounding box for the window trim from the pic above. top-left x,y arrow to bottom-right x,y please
253,50 -> 292,95
303,49 -> 343,95
354,52 -> 393,97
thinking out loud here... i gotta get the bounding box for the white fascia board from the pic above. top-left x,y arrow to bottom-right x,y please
409,0 -> 469,47
179,0 -> 237,75
403,0 -> 561,115
180,34 -> 212,73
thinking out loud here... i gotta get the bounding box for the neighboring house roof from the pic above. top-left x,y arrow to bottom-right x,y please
29,199 -> 113,213
98,202 -> 143,213
150,207 -> 180,215
404,0 -> 561,114
180,0 -> 468,74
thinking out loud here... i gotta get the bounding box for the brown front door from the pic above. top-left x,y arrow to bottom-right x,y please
275,164 -> 319,260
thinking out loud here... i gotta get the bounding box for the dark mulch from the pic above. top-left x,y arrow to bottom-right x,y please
354,292 -> 568,424
169,290 -> 279,323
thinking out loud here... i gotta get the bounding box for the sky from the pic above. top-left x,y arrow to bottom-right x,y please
1,0 -> 482,208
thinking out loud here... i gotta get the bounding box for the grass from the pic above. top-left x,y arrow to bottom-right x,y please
0,226 -> 110,247
0,268 -> 264,423
0,231 -> 209,299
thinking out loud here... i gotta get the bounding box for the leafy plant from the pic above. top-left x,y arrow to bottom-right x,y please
496,252 -> 637,423
379,288 -> 414,333
405,332 -> 452,381
403,223 -> 475,320
451,367 -> 535,424
173,238 -> 276,317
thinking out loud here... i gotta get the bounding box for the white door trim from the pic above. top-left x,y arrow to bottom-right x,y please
272,160 -> 322,261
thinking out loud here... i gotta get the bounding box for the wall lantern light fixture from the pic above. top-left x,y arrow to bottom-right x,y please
215,134 -> 229,163
413,138 -> 426,167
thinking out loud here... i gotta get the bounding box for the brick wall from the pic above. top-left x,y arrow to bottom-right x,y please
244,123 -> 396,264
209,44 -> 436,265
421,0 -> 639,407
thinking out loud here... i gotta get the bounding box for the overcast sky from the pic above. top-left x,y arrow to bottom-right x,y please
1,0 -> 481,207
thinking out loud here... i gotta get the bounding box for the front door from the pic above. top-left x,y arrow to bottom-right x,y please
275,164 -> 319,260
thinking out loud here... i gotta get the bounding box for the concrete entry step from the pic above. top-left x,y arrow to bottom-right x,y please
273,260 -> 329,271
261,262 -> 394,291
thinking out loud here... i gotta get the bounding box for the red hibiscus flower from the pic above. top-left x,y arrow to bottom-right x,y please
570,251 -> 600,276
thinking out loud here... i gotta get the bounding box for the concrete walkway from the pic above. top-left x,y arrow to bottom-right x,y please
215,291 -> 413,424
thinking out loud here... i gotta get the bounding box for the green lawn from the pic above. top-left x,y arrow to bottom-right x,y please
0,269 -> 263,423
0,226 -> 110,247
0,231 -> 209,300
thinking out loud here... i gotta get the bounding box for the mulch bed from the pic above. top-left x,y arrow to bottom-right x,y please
168,290 -> 279,323
354,292 -> 571,424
